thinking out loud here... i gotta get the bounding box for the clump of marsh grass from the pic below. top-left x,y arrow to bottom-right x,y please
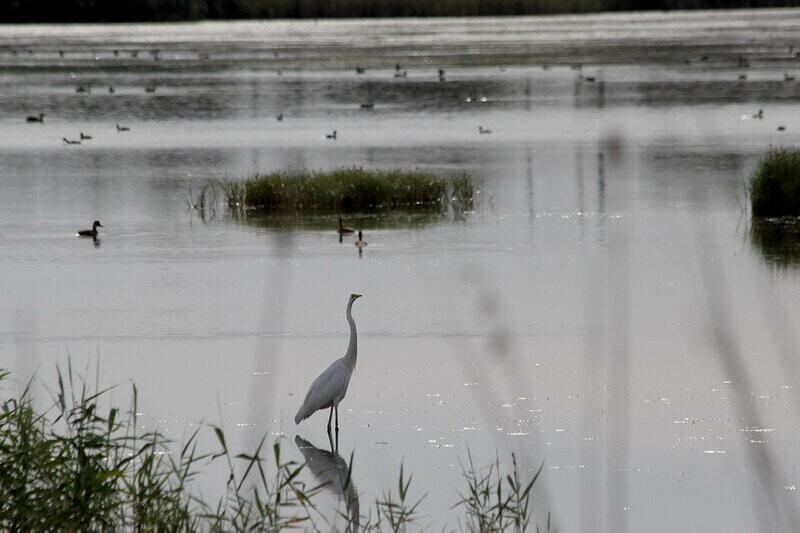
749,148 -> 800,218
241,168 -> 475,215
0,365 -> 201,531
0,368 -> 546,531
455,451 -> 545,532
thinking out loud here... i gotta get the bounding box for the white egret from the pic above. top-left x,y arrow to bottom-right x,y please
295,293 -> 362,434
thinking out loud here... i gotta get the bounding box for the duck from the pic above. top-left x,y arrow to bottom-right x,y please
355,230 -> 367,252
326,130 -> 337,140
63,137 -> 82,145
276,112 -> 284,122
479,126 -> 492,135
77,220 -> 103,237
116,123 -> 130,132
80,132 -> 92,140
26,113 -> 45,123
338,217 -> 354,235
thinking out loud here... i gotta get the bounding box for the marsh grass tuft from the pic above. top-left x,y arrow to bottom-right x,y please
242,168 -> 475,214
1,368 -> 545,531
456,451 -> 544,532
749,148 -> 800,218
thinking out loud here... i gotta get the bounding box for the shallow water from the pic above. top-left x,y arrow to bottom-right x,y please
2,9 -> 800,531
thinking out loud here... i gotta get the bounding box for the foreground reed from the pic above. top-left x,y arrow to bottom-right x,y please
0,367 -> 546,531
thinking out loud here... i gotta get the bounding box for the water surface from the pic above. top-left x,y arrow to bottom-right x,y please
2,10 -> 800,531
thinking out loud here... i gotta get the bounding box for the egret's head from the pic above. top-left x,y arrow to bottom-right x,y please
350,293 -> 362,301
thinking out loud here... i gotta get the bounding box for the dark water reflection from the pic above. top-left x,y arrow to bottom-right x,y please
295,435 -> 359,530
750,219 -> 800,268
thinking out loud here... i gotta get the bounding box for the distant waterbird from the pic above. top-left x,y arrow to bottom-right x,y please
80,132 -> 92,140
326,130 -> 337,140
295,293 -> 363,435
276,112 -> 284,122
63,137 -> 82,145
479,126 -> 492,135
338,217 -> 354,235
26,113 -> 45,123
355,230 -> 367,255
742,108 -> 764,120
116,123 -> 130,132
77,220 -> 103,237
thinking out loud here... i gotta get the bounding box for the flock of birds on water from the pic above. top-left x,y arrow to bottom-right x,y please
21,45 -> 797,146
21,46 -> 503,144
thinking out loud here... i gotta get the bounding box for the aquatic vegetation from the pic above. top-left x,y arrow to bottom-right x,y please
0,368 -> 546,531
749,148 -> 800,218
457,451 -> 544,532
240,168 -> 475,215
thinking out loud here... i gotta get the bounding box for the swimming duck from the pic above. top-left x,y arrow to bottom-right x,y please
326,130 -> 337,140
77,220 -> 103,237
116,123 -> 130,132
479,126 -> 492,135
355,230 -> 367,252
63,137 -> 82,145
338,217 -> 354,235
80,132 -> 92,140
26,113 -> 45,123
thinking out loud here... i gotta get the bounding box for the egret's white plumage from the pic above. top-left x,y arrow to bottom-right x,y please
295,293 -> 362,433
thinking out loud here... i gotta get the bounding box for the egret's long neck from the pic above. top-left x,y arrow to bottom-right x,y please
344,300 -> 358,371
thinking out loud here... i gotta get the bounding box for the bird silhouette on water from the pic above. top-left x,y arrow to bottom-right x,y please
77,220 -> 103,237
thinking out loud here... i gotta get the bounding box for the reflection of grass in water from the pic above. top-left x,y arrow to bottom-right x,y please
749,148 -> 800,218
750,218 -> 800,268
242,168 -> 474,214
0,368 -> 546,531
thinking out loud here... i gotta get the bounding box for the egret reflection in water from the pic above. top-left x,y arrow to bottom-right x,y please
295,435 -> 359,531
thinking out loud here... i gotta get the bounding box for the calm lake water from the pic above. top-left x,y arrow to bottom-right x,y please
2,9 -> 800,531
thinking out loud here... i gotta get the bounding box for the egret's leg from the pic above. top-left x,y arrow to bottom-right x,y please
335,405 -> 340,432
327,407 -> 334,434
